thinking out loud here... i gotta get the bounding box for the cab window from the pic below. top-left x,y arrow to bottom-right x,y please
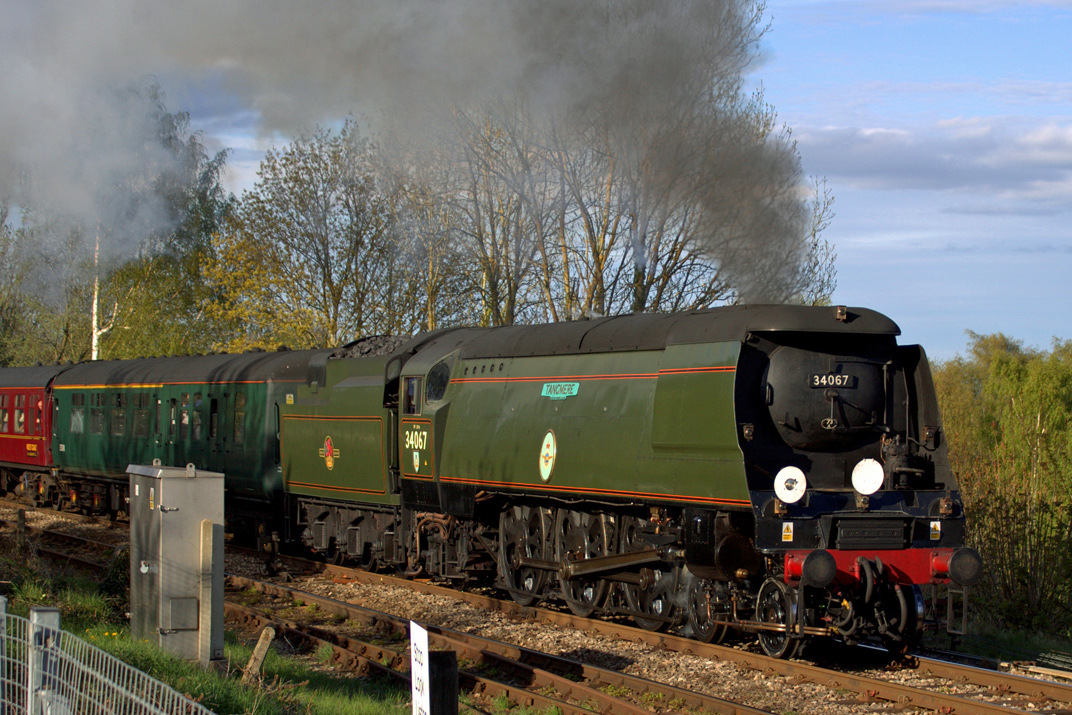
426,362 -> 451,403
402,377 -> 422,415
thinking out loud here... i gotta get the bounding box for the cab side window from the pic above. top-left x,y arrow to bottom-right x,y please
402,377 -> 422,415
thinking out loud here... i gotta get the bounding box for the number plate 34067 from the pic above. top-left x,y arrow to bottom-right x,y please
809,373 -> 856,388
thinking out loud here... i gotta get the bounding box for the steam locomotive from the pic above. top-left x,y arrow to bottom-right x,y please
0,305 -> 981,657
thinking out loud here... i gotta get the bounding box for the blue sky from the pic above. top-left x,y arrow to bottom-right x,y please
751,1 -> 1072,359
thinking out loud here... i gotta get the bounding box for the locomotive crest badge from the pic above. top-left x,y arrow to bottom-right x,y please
319,436 -> 340,470
539,430 -> 557,481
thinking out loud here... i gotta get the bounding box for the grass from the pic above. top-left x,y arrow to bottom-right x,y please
937,623 -> 1072,666
0,556 -> 410,715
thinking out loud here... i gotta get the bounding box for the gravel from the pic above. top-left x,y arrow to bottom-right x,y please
7,500 -> 1069,715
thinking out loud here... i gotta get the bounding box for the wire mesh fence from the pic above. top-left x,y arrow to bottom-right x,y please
0,597 -> 215,715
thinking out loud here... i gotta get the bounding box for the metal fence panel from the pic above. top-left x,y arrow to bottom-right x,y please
1,598 -> 216,715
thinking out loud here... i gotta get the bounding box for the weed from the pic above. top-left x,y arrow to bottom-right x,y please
491,693 -> 513,713
314,642 -> 335,663
599,684 -> 633,698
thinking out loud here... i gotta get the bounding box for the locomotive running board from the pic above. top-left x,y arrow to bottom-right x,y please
518,548 -> 664,580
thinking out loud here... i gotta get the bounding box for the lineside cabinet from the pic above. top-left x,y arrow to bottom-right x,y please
128,464 -> 224,665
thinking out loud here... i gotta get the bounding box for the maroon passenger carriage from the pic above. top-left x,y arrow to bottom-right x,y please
0,365 -> 69,504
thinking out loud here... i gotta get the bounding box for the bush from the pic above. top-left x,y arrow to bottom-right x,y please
934,334 -> 1072,634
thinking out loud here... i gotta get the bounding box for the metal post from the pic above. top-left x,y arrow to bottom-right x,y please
0,596 -> 8,713
199,518 -> 225,669
16,509 -> 26,555
28,608 -> 61,715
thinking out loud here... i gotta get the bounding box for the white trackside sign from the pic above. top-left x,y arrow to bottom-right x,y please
410,621 -> 430,715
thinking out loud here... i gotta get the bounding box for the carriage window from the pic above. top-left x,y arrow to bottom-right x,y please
402,377 -> 422,415
179,392 -> 190,439
192,393 -> 203,440
111,393 -> 127,436
426,362 -> 451,403
89,394 -> 105,434
32,399 -> 42,435
234,392 -> 246,445
69,393 -> 85,434
209,398 -> 219,439
14,394 -> 26,434
169,398 -> 177,437
1,394 -> 9,432
133,393 -> 151,438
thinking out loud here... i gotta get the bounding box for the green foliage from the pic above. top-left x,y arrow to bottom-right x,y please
934,334 -> 1072,632
3,557 -> 409,715
204,120 -> 419,351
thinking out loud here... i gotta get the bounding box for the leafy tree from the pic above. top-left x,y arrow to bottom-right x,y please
934,334 -> 1072,632
204,121 -> 412,351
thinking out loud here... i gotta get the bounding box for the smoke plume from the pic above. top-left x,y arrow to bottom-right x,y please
0,0 -> 810,300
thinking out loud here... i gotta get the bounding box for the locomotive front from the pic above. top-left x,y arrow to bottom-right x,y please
732,306 -> 982,655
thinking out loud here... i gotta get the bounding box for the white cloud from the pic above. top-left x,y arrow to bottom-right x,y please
797,118 -> 1072,210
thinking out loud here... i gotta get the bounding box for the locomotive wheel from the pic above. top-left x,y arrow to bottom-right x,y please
555,510 -> 612,617
687,576 -> 730,644
620,515 -> 679,631
755,578 -> 799,659
499,505 -> 550,606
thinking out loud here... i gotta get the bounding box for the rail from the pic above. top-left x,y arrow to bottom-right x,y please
0,597 -> 215,715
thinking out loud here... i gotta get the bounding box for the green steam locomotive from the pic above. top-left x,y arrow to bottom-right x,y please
0,305 -> 981,657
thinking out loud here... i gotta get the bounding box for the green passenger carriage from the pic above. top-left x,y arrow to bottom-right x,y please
46,349 -> 331,516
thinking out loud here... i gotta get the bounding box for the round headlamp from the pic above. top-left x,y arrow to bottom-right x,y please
774,466 -> 807,504
851,458 -> 884,496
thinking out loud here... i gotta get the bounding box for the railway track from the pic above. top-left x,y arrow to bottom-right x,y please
8,506 -> 1072,714
239,548 -> 1072,715
226,576 -> 773,715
